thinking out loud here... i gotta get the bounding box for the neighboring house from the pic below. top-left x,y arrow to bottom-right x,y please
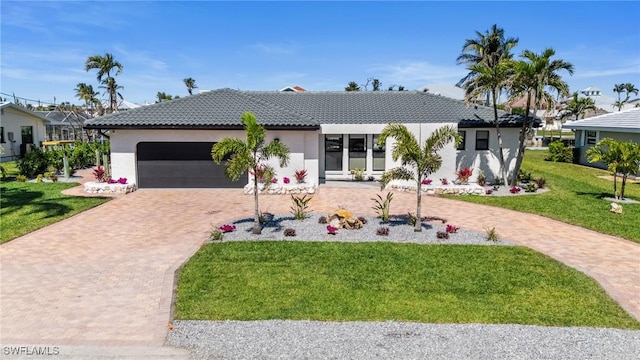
0,102 -> 48,162
279,85 -> 307,92
564,107 -> 640,174
83,89 -> 538,188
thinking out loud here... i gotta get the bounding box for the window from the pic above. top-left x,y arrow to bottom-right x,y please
457,131 -> 466,150
348,135 -> 366,170
325,135 -> 343,171
475,130 -> 489,150
0,127 -> 5,143
372,134 -> 386,171
586,130 -> 597,145
21,126 -> 33,144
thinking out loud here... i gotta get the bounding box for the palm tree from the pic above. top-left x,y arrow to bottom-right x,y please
377,125 -> 461,232
74,83 -> 99,116
183,77 -> 198,95
211,112 -> 290,234
456,24 -> 519,106
99,77 -> 124,113
464,61 -> 514,186
345,81 -> 360,92
587,138 -> 640,199
85,53 -> 123,113
508,48 -> 574,185
559,92 -> 596,139
613,83 -> 639,111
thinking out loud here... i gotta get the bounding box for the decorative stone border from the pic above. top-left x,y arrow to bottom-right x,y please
386,180 -> 484,195
244,181 -> 316,195
84,181 -> 137,194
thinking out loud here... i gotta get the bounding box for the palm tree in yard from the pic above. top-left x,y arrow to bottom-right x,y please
85,53 -> 123,113
458,24 -> 518,186
508,48 -> 574,185
211,112 -> 290,234
377,124 -> 461,232
456,24 -> 519,106
586,138 -> 640,200
184,77 -> 198,95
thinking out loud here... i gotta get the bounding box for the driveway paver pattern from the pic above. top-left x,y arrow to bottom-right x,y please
1,184 -> 638,347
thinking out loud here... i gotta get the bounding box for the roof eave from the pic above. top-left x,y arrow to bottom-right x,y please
83,124 -> 320,131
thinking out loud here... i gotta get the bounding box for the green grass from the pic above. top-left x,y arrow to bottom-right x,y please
175,241 -> 640,329
449,150 -> 640,243
0,181 -> 110,244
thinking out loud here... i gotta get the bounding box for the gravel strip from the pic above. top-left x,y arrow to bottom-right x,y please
167,320 -> 640,359
214,213 -> 513,245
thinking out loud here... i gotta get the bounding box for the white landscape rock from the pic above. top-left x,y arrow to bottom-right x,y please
244,181 -> 317,195
84,181 -> 137,194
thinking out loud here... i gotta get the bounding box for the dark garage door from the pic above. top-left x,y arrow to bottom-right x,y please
137,142 -> 245,188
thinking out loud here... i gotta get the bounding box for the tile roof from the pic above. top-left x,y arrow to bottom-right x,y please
84,88 -> 536,129
564,108 -> 640,133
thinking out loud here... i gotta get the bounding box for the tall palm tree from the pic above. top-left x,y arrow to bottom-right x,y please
99,77 -> 124,113
458,25 -> 517,185
212,112 -> 290,234
456,24 -> 519,106
464,61 -> 514,186
74,83 -> 99,117
85,53 -> 123,113
377,125 -> 461,232
508,48 -> 574,185
183,77 -> 198,95
613,83 -> 639,111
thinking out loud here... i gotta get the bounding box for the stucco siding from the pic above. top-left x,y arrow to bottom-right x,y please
110,129 -> 319,186
0,107 -> 47,162
455,127 -> 520,182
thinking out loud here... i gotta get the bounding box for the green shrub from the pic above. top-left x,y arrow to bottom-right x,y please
546,141 -> 573,163
17,149 -> 48,177
16,175 -> 27,182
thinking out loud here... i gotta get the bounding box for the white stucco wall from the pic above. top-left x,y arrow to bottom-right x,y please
319,123 -> 498,182
455,127 -> 521,183
0,106 -> 47,162
109,129 -> 320,185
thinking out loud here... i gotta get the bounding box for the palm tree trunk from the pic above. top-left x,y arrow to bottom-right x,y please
253,172 -> 261,234
415,179 -> 422,232
512,93 -> 532,186
620,174 -> 626,200
492,90 -> 508,185
613,173 -> 618,199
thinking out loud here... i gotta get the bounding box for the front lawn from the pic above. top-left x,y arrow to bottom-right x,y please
449,150 -> 640,243
0,182 -> 110,244
175,242 -> 640,329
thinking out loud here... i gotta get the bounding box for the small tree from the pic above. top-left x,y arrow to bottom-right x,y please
377,124 -> 461,232
586,138 -> 640,199
211,112 -> 290,234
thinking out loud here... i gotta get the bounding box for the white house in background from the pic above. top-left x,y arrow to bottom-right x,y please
84,89 -> 539,188
279,85 -> 307,92
564,107 -> 640,174
0,102 -> 48,162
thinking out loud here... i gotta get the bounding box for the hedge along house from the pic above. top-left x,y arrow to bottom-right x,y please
564,107 -> 640,175
83,88 -> 537,189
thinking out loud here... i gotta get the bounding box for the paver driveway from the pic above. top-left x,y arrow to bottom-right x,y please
1,186 -> 639,347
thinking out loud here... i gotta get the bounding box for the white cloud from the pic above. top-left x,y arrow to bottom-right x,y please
113,45 -> 168,71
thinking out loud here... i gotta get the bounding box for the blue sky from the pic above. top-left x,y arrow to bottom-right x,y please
2,1 -> 639,106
